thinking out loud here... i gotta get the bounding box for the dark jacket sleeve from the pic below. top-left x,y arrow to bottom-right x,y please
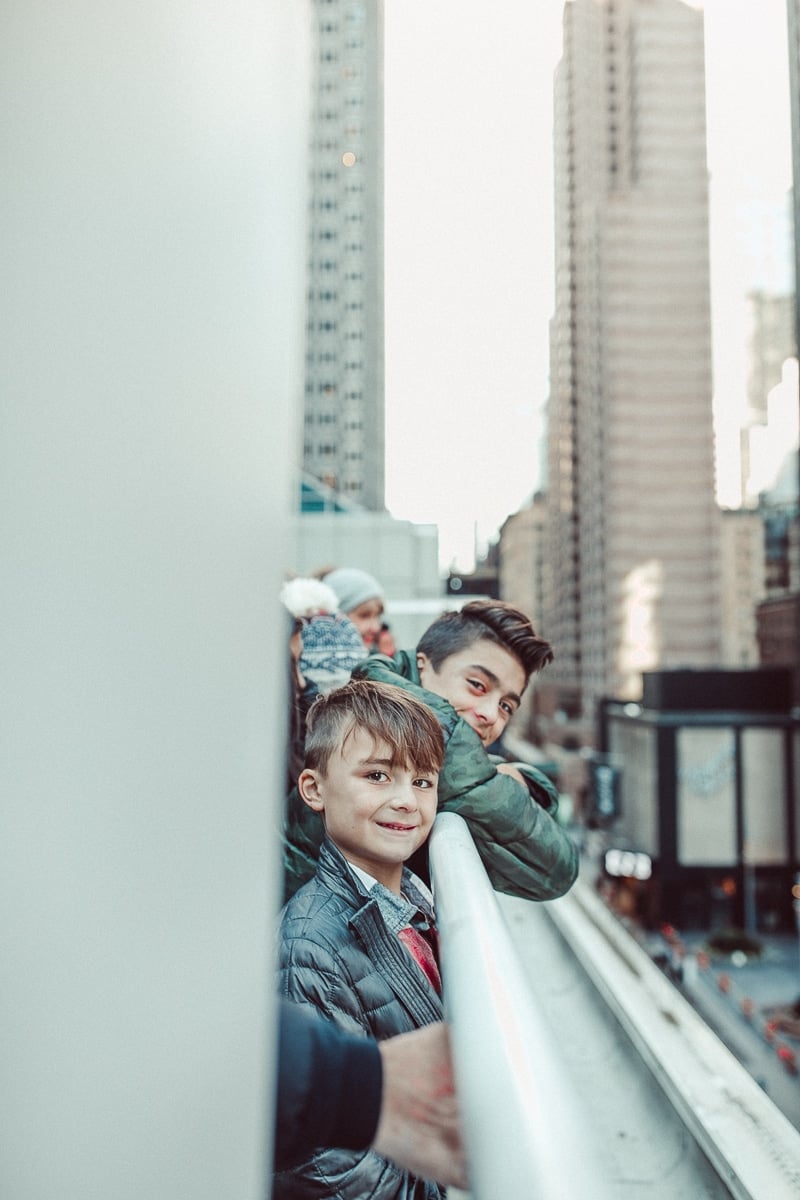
437,745 -> 579,900
274,1000 -> 382,1170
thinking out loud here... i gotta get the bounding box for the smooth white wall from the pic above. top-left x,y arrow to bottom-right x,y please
0,4 -> 308,1197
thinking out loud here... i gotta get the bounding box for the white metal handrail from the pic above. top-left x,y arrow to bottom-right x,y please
428,812 -> 616,1200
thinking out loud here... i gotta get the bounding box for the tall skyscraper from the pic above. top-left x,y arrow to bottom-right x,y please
735,190 -> 796,505
543,0 -> 721,728
302,0 -> 385,511
788,0 -> 800,359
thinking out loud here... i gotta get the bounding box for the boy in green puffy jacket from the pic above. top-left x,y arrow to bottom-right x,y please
283,599 -> 579,903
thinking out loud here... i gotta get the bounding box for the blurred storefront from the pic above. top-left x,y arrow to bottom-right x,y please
593,668 -> 800,932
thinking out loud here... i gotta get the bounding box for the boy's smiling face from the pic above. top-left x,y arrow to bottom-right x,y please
299,727 -> 438,893
416,637 -> 525,747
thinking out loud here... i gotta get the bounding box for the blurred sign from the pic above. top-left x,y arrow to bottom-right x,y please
591,760 -> 621,819
604,849 -> 652,880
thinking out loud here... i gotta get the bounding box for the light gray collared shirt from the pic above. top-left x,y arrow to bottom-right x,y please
347,861 -> 436,936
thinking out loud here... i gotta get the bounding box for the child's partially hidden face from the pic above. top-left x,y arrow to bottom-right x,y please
299,727 -> 438,893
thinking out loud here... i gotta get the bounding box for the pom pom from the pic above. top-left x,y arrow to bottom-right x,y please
280,577 -> 340,619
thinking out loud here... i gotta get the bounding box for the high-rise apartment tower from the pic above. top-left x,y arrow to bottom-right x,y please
788,0 -> 800,381
302,0 -> 385,510
544,0 -> 721,727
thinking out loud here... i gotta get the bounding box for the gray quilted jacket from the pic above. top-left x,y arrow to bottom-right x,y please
275,838 -> 445,1200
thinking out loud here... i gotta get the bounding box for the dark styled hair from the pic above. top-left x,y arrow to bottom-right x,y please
417,599 -> 553,684
304,678 -> 445,776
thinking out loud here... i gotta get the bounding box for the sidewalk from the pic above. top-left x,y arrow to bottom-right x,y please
569,831 -> 800,1128
646,924 -> 800,1130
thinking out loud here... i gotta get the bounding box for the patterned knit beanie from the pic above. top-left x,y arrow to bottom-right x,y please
280,576 -> 366,692
297,614 -> 367,693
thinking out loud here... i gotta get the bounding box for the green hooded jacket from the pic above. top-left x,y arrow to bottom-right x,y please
283,651 -> 579,904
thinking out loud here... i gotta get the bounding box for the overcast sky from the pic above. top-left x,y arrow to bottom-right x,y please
382,0 -> 793,572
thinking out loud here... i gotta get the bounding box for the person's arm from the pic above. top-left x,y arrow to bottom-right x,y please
373,1022 -> 466,1189
274,1000 -> 381,1169
495,761 -> 528,787
455,774 -> 578,900
438,723 -> 579,901
274,1002 -> 467,1189
495,760 -> 560,813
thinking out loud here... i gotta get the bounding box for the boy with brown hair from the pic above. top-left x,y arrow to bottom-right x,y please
284,599 -> 578,903
275,679 -> 451,1200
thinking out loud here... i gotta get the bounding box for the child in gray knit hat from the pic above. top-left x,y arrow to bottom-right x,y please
321,567 -> 385,651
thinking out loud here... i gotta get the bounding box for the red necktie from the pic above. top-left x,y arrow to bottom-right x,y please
397,925 -> 442,995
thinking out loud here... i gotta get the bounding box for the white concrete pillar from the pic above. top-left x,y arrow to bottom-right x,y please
0,4 -> 308,1196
